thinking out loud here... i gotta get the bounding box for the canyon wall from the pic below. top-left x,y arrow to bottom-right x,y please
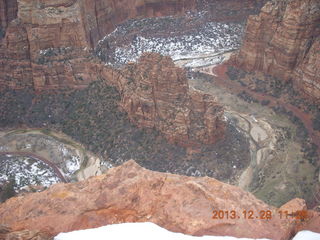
1,4 -> 227,145
0,0 -> 197,90
0,0 -> 18,34
82,0 -> 268,46
235,0 -> 320,100
119,53 -> 225,146
0,0 -> 93,90
0,0 -> 267,91
81,0 -> 197,47
0,0 -> 263,145
0,160 -> 315,240
196,0 -> 267,21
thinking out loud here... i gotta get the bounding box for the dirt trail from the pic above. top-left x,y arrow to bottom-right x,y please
204,63 -> 320,159
0,152 -> 67,183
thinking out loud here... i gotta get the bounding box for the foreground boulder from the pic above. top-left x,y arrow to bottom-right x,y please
0,160 -> 311,240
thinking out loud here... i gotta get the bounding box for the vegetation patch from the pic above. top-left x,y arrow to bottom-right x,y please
0,80 -> 250,182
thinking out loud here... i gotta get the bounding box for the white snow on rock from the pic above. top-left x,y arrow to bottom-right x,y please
96,15 -> 244,67
54,222 -> 271,240
292,231 -> 320,240
0,155 -> 61,189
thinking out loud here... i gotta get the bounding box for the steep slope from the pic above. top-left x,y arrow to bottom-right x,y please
235,0 -> 320,100
119,53 -> 225,146
0,0 -> 267,91
0,0 -> 17,35
0,0 -> 103,90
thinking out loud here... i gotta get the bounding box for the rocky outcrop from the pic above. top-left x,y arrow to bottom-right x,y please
17,0 -> 88,52
0,225 -> 51,240
31,49 -> 111,90
235,0 -> 320,100
197,0 -> 267,22
0,0 -> 94,90
0,0 -> 268,91
0,160 -> 311,240
81,0 -> 197,48
0,0 -> 196,90
81,0 -> 268,47
293,37 -> 320,99
119,53 -> 225,146
0,19 -> 33,89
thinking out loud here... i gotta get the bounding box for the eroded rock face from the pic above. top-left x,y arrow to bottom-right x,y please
0,19 -> 33,89
0,225 -> 51,240
119,53 -> 225,146
0,0 -> 93,90
81,0 -> 197,48
0,0 -> 18,34
0,160 -> 309,240
0,0 -> 196,90
0,0 -> 267,91
293,37 -> 320,99
235,0 -> 320,100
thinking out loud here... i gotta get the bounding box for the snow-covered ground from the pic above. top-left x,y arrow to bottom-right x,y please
55,222 -> 320,240
96,14 -> 244,68
54,222 -> 270,240
292,231 -> 320,240
0,155 -> 61,190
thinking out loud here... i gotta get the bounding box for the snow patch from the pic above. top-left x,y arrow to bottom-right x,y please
54,222 -> 271,240
292,231 -> 320,240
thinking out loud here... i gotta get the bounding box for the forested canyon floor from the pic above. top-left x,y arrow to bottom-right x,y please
0,0 -> 319,209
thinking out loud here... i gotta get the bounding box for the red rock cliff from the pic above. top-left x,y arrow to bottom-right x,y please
235,0 -> 320,100
0,0 -> 198,90
119,53 -> 225,146
0,160 -> 312,240
81,0 -> 197,48
0,0 -> 268,91
81,0 -> 267,46
0,0 -> 93,90
0,0 -> 18,33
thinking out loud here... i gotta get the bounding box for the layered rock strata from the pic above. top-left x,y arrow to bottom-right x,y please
235,0 -> 320,100
0,0 -> 193,90
0,0 -> 93,90
0,0 -> 268,91
0,225 -> 51,240
0,0 -> 18,35
0,160 -> 312,240
196,0 -> 267,22
81,0 -> 197,48
119,53 -> 225,146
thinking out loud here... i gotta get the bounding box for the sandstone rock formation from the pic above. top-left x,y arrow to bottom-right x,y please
0,0 -> 17,35
81,0 -> 197,48
0,160 -> 311,240
0,0 -> 94,90
0,19 -> 33,89
0,225 -> 51,240
0,0 -> 268,91
235,0 -> 320,100
81,0 -> 267,46
196,0 -> 267,22
299,211 -> 320,234
0,0 -> 196,90
119,53 -> 225,146
294,37 -> 320,100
